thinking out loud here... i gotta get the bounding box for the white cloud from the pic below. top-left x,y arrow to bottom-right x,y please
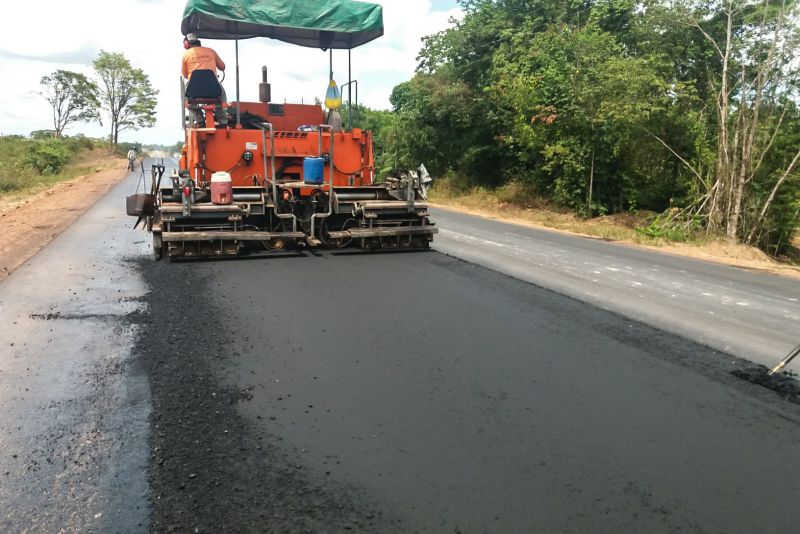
0,0 -> 460,144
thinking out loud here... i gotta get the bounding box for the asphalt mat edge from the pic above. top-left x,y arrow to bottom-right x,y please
432,250 -> 800,415
129,258 -> 407,533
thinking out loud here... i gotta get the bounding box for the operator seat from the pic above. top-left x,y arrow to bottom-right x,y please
185,69 -> 222,99
185,69 -> 228,127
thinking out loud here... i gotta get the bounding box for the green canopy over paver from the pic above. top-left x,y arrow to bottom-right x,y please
181,0 -> 384,49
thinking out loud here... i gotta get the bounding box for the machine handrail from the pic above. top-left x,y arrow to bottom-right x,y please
340,80 -> 359,130
180,77 -> 188,149
260,123 -> 298,232
310,124 -> 334,238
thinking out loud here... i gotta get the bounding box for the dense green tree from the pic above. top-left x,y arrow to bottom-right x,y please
494,16 -> 710,211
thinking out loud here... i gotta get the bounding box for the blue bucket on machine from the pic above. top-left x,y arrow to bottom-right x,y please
303,157 -> 325,184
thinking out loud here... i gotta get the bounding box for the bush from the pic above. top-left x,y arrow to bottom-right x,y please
636,209 -> 702,242
29,130 -> 56,140
63,134 -> 98,152
0,136 -> 103,195
0,137 -> 36,192
25,139 -> 72,174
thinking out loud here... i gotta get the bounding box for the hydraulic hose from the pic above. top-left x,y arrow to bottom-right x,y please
261,123 -> 297,232
310,124 -> 334,238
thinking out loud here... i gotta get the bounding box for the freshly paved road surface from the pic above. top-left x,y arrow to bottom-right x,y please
138,248 -> 800,533
1,159 -> 798,532
433,207 -> 800,369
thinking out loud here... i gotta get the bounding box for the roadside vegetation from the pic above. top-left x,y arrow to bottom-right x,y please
364,0 -> 800,260
0,135 -> 115,200
428,175 -> 800,275
428,177 -> 657,242
0,50 -> 154,203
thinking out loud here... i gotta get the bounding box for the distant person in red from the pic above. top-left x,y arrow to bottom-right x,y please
182,33 -> 228,124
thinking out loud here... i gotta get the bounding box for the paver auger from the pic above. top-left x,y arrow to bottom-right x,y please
128,0 -> 436,259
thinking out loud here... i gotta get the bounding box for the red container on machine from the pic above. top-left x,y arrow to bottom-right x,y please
211,172 -> 233,205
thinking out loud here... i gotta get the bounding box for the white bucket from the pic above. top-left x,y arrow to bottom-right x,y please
211,172 -> 233,205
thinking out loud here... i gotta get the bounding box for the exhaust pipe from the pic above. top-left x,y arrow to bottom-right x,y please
259,66 -> 271,103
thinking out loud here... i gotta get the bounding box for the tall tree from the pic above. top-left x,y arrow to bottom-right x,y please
663,0 -> 800,242
39,70 -> 100,138
93,51 -> 158,150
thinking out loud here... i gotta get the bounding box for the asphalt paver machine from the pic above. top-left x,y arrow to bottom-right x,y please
130,0 -> 436,259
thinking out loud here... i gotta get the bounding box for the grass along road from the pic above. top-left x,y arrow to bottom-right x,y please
0,152 -> 127,281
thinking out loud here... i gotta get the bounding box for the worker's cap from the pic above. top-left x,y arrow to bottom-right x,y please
185,33 -> 199,42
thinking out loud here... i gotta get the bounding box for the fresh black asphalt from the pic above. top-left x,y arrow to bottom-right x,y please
136,249 -> 800,533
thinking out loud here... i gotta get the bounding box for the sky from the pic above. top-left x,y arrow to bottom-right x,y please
0,0 -> 461,145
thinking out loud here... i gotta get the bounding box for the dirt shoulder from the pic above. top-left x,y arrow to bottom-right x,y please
0,154 -> 127,282
430,200 -> 800,280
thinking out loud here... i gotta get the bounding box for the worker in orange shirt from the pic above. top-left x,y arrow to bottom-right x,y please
182,33 -> 228,124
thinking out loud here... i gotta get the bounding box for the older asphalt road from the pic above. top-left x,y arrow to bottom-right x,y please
432,207 -> 800,370
1,160 -> 799,532
0,163 -> 152,531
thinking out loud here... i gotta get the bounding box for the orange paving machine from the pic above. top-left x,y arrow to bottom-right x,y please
133,0 -> 436,259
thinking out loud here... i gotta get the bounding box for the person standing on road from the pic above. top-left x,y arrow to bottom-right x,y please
127,148 -> 137,171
